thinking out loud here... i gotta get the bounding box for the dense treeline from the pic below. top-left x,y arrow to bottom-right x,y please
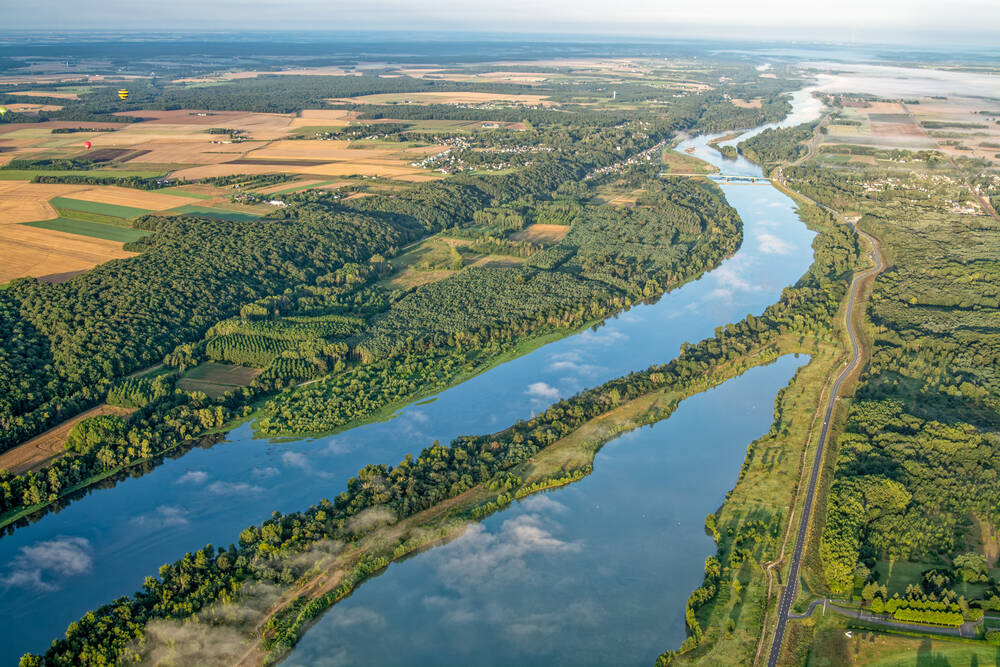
25,182 -> 861,666
31,174 -> 170,190
737,121 -> 816,172
106,374 -> 176,409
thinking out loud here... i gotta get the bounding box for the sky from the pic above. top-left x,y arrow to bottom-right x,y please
4,0 -> 1000,46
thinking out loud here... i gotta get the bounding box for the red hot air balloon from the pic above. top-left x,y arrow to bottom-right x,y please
84,141 -> 92,150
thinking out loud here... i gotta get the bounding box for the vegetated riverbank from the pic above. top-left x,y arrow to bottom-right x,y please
21,173 -> 860,665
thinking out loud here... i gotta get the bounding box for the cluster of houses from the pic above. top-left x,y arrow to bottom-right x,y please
411,136 -> 553,174
584,139 -> 668,180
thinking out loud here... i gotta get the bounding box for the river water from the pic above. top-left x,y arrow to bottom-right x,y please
0,91 -> 822,663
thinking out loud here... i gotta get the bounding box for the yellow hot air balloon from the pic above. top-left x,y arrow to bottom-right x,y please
0,106 -> 7,116
117,89 -> 130,101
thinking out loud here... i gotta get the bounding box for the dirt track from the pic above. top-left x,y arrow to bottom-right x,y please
0,404 -> 133,475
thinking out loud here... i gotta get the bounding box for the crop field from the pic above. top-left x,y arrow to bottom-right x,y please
66,186 -> 196,210
330,91 -> 554,106
155,187 -> 214,199
23,218 -> 150,243
288,109 -> 354,128
0,222 -> 136,283
823,96 -> 1000,160
253,179 -> 341,194
3,103 -> 63,113
177,362 -> 261,398
510,223 -> 570,243
0,181 -> 98,221
0,404 -> 133,475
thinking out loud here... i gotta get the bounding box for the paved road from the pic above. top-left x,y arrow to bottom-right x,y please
765,183 -> 885,665
789,598 -> 979,638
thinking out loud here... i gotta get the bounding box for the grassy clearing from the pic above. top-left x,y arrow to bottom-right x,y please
22,218 -> 149,243
177,362 -> 260,399
662,149 -> 718,174
50,196 -> 153,219
380,236 -> 466,290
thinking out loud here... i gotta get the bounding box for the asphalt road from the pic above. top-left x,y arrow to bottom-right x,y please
765,207 -> 884,666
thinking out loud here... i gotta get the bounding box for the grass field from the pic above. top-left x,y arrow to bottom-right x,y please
50,196 -> 154,218
662,149 -> 718,174
157,188 -> 215,199
22,217 -> 150,243
177,362 -> 261,399
170,204 -> 262,221
381,237 -> 461,289
802,612 -> 1000,666
510,223 -> 569,243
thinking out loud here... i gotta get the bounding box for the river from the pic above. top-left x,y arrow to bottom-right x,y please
0,90 -> 822,663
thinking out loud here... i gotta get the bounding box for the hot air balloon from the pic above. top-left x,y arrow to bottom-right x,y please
117,89 -> 130,101
84,141 -> 92,150
0,106 -> 7,116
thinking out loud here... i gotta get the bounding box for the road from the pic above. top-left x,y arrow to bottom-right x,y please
766,140 -> 886,664
789,598 -> 980,639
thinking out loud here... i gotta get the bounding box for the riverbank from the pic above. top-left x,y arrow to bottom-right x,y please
163,338 -> 824,667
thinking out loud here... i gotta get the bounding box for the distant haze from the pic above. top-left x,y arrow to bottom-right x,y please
4,0 -> 1000,47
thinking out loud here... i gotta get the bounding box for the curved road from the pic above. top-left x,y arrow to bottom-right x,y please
765,198 -> 885,665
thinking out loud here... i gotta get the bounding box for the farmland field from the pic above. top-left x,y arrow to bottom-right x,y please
22,217 -> 150,242
0,223 -> 137,283
63,186 -> 196,210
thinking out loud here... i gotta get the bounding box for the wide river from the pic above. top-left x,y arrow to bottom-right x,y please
0,89 -> 822,663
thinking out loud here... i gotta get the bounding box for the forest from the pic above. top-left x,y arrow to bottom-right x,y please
257,176 -> 741,435
790,153 -> 1000,622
